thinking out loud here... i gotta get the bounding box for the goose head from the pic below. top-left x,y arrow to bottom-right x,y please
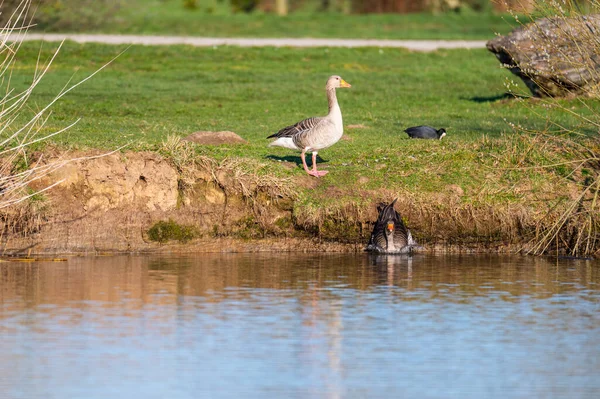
327,75 -> 352,90
379,198 -> 399,238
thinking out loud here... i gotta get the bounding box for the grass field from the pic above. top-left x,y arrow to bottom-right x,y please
11,41 -> 597,208
34,0 -> 524,40
17,41 -> 529,148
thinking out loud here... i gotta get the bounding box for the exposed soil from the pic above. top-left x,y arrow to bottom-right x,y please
2,150 -> 351,254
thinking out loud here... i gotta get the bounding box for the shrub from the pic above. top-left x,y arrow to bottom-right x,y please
33,0 -> 124,31
231,0 -> 259,13
183,0 -> 198,10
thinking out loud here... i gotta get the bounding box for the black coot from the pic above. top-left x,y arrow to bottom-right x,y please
404,125 -> 446,140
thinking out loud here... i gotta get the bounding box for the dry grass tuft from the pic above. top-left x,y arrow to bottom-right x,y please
160,135 -> 297,234
0,191 -> 47,241
161,135 -> 296,202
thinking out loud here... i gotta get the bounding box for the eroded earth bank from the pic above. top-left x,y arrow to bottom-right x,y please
2,144 -> 581,256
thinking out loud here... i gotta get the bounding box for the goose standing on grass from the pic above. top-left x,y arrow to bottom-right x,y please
366,198 -> 423,254
267,75 -> 351,177
405,125 -> 447,140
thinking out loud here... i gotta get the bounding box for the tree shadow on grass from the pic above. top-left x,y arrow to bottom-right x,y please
467,92 -> 528,103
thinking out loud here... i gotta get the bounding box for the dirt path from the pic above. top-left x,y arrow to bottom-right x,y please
18,33 -> 487,51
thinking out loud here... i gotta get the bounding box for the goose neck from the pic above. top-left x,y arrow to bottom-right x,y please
327,87 -> 339,114
386,232 -> 395,251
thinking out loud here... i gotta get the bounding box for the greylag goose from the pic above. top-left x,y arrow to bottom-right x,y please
267,75 -> 351,177
405,125 -> 447,140
366,198 -> 423,254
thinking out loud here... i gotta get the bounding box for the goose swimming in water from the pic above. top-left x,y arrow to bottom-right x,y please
405,125 -> 447,140
267,75 -> 351,177
366,198 -> 422,254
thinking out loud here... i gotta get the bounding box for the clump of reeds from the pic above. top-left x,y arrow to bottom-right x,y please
501,0 -> 600,256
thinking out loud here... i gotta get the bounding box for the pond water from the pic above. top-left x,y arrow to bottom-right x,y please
1,253 -> 599,398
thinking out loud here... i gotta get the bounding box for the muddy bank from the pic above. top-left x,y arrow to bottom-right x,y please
0,149 -> 551,255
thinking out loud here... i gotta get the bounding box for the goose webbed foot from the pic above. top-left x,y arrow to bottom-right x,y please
309,151 -> 328,177
308,169 -> 328,177
301,150 -> 329,178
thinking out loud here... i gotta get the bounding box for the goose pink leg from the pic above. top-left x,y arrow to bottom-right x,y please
301,150 -> 328,177
311,152 -> 328,177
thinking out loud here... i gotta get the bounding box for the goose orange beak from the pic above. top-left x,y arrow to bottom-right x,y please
340,79 -> 351,88
387,222 -> 394,232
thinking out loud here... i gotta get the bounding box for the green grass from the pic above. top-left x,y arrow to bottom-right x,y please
34,0 -> 523,40
8,41 -> 598,210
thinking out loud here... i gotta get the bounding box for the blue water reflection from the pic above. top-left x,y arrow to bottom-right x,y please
0,254 -> 599,398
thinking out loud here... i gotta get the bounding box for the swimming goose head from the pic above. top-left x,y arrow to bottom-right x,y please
380,198 -> 399,238
326,75 -> 352,90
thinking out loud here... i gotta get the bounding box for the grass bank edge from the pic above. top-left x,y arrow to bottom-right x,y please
158,133 -> 585,250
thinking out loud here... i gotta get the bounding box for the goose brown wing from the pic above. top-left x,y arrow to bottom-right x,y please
267,116 -> 323,139
393,217 -> 410,247
367,219 -> 388,251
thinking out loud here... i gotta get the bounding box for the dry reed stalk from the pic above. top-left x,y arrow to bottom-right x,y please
0,0 -> 123,235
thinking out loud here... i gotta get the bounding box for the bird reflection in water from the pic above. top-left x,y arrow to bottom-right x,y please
369,253 -> 415,288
